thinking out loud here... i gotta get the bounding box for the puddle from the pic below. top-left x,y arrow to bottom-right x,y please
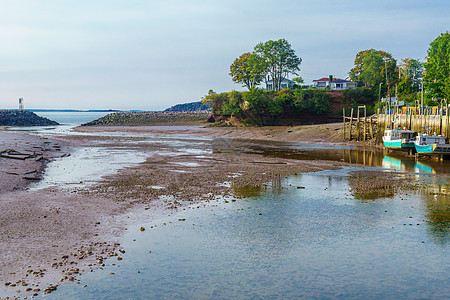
169,170 -> 188,173
31,147 -> 148,190
149,185 -> 165,190
171,162 -> 201,167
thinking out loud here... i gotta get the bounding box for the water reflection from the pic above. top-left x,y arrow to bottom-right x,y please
231,184 -> 264,198
341,149 -> 448,175
381,156 -> 436,174
232,168 -> 450,246
417,178 -> 450,245
210,140 -> 450,175
425,193 -> 450,245
231,175 -> 288,198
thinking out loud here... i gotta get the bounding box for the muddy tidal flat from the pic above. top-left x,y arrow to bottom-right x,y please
0,124 -> 449,299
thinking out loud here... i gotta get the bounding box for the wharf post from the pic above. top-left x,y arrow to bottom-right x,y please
349,108 -> 353,141
343,108 -> 346,142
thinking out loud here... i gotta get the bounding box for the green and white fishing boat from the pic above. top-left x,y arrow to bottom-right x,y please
382,129 -> 417,150
414,133 -> 450,154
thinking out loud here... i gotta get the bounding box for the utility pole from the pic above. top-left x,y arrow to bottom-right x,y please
378,83 -> 383,110
421,78 -> 424,115
384,58 -> 390,101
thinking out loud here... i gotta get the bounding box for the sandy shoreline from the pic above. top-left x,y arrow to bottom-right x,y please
0,123 -> 363,298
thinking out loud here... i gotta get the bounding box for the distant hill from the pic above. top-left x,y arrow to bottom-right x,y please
164,101 -> 211,112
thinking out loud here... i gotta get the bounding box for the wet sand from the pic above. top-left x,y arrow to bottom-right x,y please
0,131 -> 129,296
0,124 -> 377,297
76,123 -> 348,144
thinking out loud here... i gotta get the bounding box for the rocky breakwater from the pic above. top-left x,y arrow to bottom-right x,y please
82,111 -> 211,126
0,110 -> 59,126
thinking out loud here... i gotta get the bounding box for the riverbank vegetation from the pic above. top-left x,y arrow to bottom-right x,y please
202,88 -> 376,126
348,32 -> 450,106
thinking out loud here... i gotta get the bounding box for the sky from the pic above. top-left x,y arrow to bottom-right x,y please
0,0 -> 449,111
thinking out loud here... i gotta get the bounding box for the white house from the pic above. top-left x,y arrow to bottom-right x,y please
266,77 -> 296,90
331,78 -> 357,90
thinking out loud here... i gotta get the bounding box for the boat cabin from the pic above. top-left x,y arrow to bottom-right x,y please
415,133 -> 446,145
384,129 -> 417,141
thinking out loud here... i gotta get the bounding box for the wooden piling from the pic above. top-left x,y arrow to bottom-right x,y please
369,117 -> 374,138
363,117 -> 366,141
343,108 -> 346,142
349,108 -> 353,141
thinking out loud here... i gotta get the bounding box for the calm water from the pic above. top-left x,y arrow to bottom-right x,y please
45,170 -> 449,299
34,111 -> 112,125
5,112 -> 450,299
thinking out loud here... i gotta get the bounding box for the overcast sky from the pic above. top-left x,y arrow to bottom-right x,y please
0,0 -> 448,110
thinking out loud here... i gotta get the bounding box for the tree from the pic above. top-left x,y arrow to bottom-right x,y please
397,58 -> 423,102
349,49 -> 397,98
424,32 -> 450,100
292,76 -> 304,84
229,53 -> 266,90
253,39 -> 302,91
399,58 -> 423,89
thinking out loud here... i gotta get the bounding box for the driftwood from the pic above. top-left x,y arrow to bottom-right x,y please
0,149 -> 37,160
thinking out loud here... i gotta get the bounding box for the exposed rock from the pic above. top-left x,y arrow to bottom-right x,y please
0,110 -> 59,126
82,111 -> 210,126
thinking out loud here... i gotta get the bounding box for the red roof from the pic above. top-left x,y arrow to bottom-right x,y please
313,77 -> 331,82
313,77 -> 346,82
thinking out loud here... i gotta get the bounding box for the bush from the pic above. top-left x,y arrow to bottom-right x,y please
292,89 -> 331,114
341,88 -> 376,106
202,88 -> 332,120
219,91 -> 244,116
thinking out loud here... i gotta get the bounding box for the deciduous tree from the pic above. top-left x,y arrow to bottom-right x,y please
229,52 -> 266,90
292,76 -> 304,84
397,58 -> 423,102
349,49 -> 397,98
424,32 -> 450,100
253,39 -> 302,91
399,58 -> 423,88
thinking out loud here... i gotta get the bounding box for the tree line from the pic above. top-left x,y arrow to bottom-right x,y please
205,31 -> 450,121
348,32 -> 450,105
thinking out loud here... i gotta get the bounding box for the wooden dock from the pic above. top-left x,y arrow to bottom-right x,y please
342,106 -> 378,141
377,112 -> 449,140
343,105 -> 450,142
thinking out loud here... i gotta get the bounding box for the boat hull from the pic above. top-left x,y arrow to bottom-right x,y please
415,143 -> 450,154
383,140 -> 414,149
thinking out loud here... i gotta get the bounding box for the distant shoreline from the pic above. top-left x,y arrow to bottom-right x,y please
4,109 -> 127,112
